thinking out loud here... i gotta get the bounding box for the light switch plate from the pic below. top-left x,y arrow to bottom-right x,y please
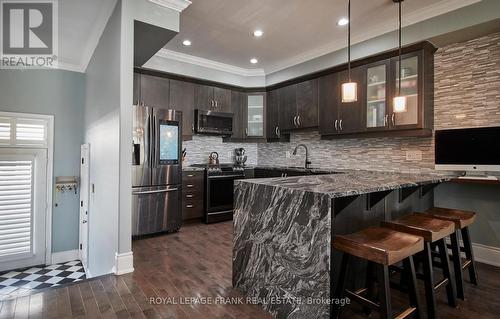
286,151 -> 291,159
406,150 -> 422,161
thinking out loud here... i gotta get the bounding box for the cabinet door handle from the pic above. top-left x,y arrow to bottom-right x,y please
339,119 -> 343,131
245,128 -> 248,136
297,116 -> 301,127
334,119 -> 338,131
186,184 -> 194,188
275,126 -> 280,138
187,174 -> 194,177
215,100 -> 218,108
293,116 -> 298,127
391,113 -> 395,126
186,204 -> 193,208
384,115 -> 388,127
186,194 -> 194,198
275,126 -> 278,137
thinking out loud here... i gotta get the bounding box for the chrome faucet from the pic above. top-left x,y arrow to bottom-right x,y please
293,144 -> 311,169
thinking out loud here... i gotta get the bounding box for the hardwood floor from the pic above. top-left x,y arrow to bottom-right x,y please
0,221 -> 498,318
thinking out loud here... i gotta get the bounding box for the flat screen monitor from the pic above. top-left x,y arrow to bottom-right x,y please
435,126 -> 500,172
159,120 -> 179,165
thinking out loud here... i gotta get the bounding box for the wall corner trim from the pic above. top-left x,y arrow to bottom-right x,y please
51,249 -> 79,265
114,251 -> 134,275
148,0 -> 192,12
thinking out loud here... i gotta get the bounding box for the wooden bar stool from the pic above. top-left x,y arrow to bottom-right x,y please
422,207 -> 478,300
332,227 -> 424,319
382,214 -> 457,319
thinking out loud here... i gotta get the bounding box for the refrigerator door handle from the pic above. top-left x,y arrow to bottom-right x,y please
153,113 -> 159,168
132,188 -> 179,195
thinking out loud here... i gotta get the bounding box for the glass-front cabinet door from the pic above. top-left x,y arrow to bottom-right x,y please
246,94 -> 264,137
365,61 -> 389,130
391,53 -> 421,128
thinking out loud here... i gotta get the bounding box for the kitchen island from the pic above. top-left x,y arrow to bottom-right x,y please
233,169 -> 449,319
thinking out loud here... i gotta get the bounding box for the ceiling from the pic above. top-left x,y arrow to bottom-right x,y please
58,0 -> 117,72
164,0 -> 480,74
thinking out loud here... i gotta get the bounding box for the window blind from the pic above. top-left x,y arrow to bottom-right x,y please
0,160 -> 32,257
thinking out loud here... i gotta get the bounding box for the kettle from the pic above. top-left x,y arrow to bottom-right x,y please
208,152 -> 219,166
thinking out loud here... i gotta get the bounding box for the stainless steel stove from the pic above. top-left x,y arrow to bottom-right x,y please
189,164 -> 245,223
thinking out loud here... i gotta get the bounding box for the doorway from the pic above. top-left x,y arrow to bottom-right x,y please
0,113 -> 53,272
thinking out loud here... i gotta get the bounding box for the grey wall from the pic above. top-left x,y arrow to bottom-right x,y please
84,1 -> 122,277
435,183 -> 500,248
0,69 -> 85,253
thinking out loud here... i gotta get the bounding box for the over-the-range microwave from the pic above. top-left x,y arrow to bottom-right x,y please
194,109 -> 233,136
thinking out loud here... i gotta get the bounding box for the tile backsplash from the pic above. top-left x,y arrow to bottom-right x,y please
182,135 -> 258,166
258,31 -> 500,173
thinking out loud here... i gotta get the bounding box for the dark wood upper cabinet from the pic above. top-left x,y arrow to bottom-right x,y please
169,79 -> 195,137
364,59 -> 391,132
231,91 -> 246,139
266,89 -> 281,139
194,84 -> 213,111
213,87 -> 232,112
388,52 -> 424,130
140,74 -> 170,108
296,79 -> 319,128
336,67 -> 364,134
279,84 -> 297,131
194,85 -> 232,112
318,73 -> 339,135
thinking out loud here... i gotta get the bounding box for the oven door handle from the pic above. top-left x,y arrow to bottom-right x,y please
132,188 -> 179,195
208,175 -> 243,179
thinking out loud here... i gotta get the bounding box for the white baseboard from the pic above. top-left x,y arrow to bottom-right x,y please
445,238 -> 500,268
114,251 -> 134,275
51,249 -> 79,265
472,242 -> 500,268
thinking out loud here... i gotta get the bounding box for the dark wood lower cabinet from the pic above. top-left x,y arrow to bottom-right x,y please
182,170 -> 205,221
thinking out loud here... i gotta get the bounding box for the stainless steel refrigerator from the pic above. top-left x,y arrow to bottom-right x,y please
132,105 -> 182,236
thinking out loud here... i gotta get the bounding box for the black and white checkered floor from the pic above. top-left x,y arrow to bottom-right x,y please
0,260 -> 86,300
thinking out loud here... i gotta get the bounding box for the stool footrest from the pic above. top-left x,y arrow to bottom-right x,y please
345,289 -> 380,311
434,278 -> 449,290
462,259 -> 472,270
395,307 -> 417,319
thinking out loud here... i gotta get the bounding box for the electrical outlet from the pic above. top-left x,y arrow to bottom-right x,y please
227,151 -> 233,158
286,151 -> 291,159
406,150 -> 422,161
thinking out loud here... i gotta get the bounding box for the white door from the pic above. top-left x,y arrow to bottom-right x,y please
79,144 -> 89,271
0,149 -> 47,271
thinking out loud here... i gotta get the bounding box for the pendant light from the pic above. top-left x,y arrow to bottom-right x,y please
341,0 -> 357,103
393,0 -> 407,113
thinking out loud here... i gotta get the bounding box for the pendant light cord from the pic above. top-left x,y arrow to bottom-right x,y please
347,0 -> 351,81
398,0 -> 402,96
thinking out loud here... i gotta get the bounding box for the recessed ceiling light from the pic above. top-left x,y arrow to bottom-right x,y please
337,18 -> 349,26
182,39 -> 192,46
253,30 -> 264,37
250,58 -> 258,64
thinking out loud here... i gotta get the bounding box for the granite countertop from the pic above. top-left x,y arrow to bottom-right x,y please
237,168 -> 450,198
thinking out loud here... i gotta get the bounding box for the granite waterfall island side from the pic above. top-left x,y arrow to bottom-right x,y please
232,170 -> 449,319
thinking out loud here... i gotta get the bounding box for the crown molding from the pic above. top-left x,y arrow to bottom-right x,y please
265,0 -> 481,74
156,49 -> 266,77
148,0 -> 192,12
